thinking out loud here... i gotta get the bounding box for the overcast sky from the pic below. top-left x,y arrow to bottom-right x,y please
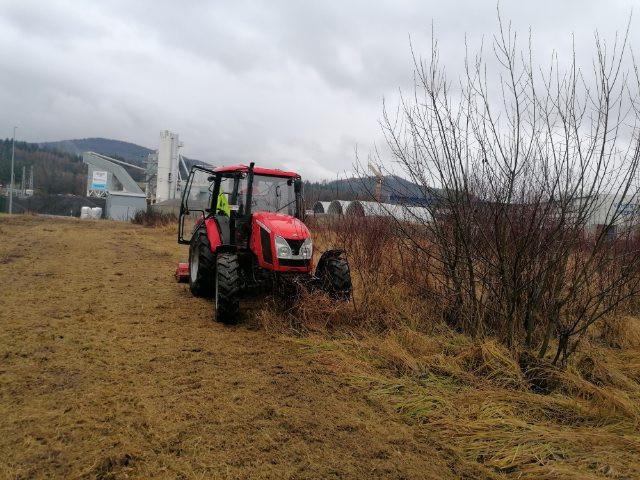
0,0 -> 637,180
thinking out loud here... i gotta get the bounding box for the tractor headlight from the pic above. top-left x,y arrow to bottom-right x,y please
275,235 -> 292,258
299,238 -> 313,259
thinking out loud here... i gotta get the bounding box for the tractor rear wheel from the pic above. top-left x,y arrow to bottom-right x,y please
321,256 -> 352,300
189,229 -> 214,297
214,252 -> 240,324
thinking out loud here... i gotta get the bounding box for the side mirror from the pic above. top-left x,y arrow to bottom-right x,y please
294,178 -> 302,194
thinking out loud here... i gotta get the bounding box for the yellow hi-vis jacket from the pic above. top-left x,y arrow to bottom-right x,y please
216,192 -> 231,216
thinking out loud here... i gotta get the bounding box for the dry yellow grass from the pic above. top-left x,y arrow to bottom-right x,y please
1,214 -> 640,479
279,326 -> 640,480
0,215 -> 456,479
257,260 -> 640,479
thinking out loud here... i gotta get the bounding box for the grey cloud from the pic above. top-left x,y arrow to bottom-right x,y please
0,0 -> 637,180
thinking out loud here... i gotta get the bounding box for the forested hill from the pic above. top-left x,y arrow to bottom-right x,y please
1,137 -> 429,202
40,137 -> 206,168
0,139 -> 147,195
0,137 -> 206,196
39,138 -> 153,166
304,174 -> 434,204
0,140 -> 86,195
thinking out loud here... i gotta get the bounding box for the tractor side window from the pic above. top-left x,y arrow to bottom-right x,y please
184,170 -> 212,212
180,168 -> 216,244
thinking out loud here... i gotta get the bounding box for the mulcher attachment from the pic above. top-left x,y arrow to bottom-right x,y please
175,262 -> 189,283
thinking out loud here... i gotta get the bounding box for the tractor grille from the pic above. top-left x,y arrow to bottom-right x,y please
261,227 -> 272,263
279,258 -> 310,268
285,238 -> 305,255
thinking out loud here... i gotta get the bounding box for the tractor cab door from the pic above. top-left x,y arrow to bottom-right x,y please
178,166 -> 216,244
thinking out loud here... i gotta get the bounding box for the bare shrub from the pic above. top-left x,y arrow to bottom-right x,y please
326,215 -> 438,322
359,16 -> 640,364
131,209 -> 177,227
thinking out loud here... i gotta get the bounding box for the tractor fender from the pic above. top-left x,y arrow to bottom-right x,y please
204,217 -> 223,252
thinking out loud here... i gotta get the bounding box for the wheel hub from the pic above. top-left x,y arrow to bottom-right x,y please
190,251 -> 199,281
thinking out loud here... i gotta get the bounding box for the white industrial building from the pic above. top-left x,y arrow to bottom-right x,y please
83,151 -> 146,221
572,194 -> 640,236
343,200 -> 432,224
312,199 -> 432,225
81,130 -> 201,221
313,192 -> 640,233
105,192 -> 147,221
84,152 -> 145,198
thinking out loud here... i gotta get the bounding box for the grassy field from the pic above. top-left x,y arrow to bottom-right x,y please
1,214 -> 639,479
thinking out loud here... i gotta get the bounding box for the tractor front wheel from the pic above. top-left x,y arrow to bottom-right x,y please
319,255 -> 352,300
214,252 -> 240,324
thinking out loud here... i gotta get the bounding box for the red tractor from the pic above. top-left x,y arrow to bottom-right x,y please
177,162 -> 352,323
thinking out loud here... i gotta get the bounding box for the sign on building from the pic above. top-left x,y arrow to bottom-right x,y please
618,202 -> 639,216
91,171 -> 108,190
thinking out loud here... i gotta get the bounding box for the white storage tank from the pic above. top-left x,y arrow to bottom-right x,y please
80,206 -> 92,219
91,207 -> 103,219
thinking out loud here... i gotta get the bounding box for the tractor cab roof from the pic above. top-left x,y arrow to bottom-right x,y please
214,164 -> 300,178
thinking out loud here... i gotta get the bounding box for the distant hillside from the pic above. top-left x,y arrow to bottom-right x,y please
305,174 -> 439,205
1,137 -> 214,200
39,138 -> 153,166
0,140 -> 86,195
39,137 -> 208,168
4,137 -> 430,204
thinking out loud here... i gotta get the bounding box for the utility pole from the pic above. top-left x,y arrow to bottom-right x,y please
20,165 -> 25,196
8,126 -> 16,214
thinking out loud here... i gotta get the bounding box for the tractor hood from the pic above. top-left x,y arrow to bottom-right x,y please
253,211 -> 310,240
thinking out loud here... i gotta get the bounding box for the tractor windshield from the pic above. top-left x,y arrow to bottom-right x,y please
238,175 -> 296,216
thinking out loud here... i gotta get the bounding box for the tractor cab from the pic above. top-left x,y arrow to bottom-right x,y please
179,163 -> 305,249
178,163 -> 351,324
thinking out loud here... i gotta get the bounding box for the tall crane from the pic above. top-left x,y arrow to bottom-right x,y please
368,162 -> 384,202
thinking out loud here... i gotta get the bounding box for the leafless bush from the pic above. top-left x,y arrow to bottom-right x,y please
131,209 -> 177,227
359,15 -> 640,364
327,215 -> 435,312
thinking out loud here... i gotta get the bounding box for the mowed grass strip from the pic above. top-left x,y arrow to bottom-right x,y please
0,215 -> 455,480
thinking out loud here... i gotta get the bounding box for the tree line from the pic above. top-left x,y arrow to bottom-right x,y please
0,140 -> 86,195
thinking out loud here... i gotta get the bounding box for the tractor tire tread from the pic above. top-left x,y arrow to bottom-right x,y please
323,257 -> 352,300
215,253 -> 240,324
189,228 -> 215,297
